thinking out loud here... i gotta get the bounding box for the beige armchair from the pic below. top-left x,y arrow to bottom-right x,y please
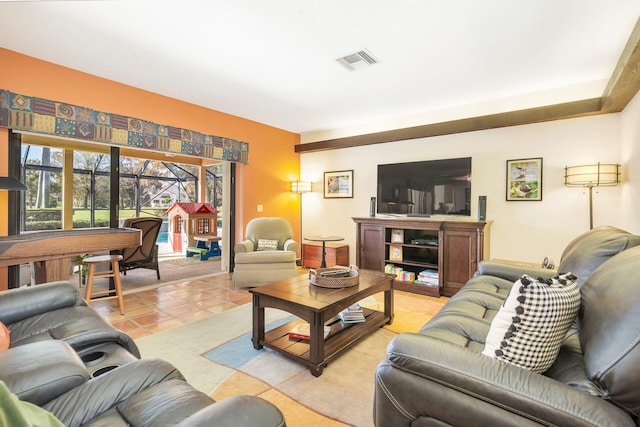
232,217 -> 298,288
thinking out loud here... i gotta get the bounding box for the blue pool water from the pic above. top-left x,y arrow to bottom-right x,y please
157,231 -> 168,243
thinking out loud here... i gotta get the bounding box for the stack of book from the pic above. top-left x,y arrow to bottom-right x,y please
288,323 -> 331,341
414,269 -> 439,287
338,303 -> 365,324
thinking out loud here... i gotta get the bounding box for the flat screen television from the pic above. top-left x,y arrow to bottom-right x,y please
376,157 -> 471,216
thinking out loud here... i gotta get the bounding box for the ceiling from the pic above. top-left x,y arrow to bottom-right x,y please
1,1 -> 639,137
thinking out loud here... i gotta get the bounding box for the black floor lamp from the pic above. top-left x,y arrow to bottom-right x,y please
564,163 -> 621,229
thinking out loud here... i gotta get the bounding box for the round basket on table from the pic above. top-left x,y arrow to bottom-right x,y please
309,265 -> 359,288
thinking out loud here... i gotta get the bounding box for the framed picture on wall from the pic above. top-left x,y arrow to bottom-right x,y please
324,170 -> 354,198
506,158 -> 543,201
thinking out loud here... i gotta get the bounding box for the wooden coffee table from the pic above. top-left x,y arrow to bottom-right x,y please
249,269 -> 394,376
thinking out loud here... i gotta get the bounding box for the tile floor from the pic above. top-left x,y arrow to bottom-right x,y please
88,271 -> 448,339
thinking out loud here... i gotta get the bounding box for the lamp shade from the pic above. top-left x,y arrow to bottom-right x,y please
0,177 -> 27,191
290,181 -> 312,193
564,163 -> 620,187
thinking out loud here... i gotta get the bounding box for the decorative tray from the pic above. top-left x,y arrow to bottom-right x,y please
309,265 -> 359,288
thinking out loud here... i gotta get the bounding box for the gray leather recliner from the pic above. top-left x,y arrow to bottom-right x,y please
0,280 -> 140,358
374,226 -> 640,426
0,340 -> 286,427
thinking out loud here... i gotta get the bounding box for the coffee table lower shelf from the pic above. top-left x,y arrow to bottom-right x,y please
259,309 -> 390,376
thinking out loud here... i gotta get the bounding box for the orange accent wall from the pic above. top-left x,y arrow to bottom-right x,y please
0,128 -> 7,289
0,48 -> 302,288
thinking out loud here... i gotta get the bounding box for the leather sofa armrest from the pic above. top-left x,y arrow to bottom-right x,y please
0,341 -> 90,406
379,333 -> 633,426
283,239 -> 298,253
476,261 -> 557,283
234,240 -> 254,253
178,395 -> 286,427
0,281 -> 83,325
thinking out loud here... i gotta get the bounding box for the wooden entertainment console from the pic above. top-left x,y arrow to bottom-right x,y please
353,217 -> 490,297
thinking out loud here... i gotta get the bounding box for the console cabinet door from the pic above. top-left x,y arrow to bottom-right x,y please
357,224 -> 385,271
441,230 -> 478,296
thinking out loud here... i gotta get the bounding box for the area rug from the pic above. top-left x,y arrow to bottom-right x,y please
134,302 -> 406,427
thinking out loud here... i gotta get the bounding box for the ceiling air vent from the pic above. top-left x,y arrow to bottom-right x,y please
336,49 -> 379,71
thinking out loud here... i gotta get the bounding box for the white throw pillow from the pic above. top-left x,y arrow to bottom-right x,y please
482,273 -> 580,372
256,239 -> 278,251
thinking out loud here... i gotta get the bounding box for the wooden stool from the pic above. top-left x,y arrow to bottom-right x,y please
84,254 -> 125,315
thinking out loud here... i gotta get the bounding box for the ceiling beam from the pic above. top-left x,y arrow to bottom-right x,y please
601,17 -> 640,113
296,17 -> 640,154
295,98 -> 602,153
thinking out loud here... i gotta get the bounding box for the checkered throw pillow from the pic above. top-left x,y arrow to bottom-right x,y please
482,273 -> 580,372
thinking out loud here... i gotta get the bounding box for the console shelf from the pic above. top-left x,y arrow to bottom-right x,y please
354,217 -> 490,297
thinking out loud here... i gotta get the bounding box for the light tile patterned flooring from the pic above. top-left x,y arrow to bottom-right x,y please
88,271 -> 447,338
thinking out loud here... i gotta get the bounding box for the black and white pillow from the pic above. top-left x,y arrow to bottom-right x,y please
482,273 -> 580,372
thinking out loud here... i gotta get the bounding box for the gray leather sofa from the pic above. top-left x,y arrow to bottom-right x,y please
374,226 -> 640,426
0,281 -> 287,426
0,340 -> 285,427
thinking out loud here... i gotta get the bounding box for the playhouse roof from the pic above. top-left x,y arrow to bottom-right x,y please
167,202 -> 218,215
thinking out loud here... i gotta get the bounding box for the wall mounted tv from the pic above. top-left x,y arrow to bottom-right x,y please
377,157 -> 472,216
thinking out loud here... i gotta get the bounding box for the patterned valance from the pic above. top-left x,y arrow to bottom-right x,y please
0,89 -> 249,164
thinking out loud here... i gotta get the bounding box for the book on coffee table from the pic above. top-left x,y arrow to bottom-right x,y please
288,323 -> 331,341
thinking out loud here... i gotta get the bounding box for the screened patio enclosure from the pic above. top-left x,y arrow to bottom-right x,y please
19,134 -> 224,233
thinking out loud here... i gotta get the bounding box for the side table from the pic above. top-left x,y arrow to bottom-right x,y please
304,235 -> 344,268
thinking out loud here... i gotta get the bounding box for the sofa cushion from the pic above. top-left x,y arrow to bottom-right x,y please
558,226 -> 640,287
482,273 -> 580,372
579,245 -> 640,416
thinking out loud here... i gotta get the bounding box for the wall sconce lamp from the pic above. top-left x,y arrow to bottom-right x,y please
290,181 -> 312,194
564,163 -> 620,229
0,177 -> 27,191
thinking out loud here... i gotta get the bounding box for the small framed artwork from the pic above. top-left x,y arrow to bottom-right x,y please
391,229 -> 404,243
389,244 -> 403,261
324,170 -> 354,198
506,158 -> 543,201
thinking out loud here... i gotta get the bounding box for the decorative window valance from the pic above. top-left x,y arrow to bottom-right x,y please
0,89 -> 249,164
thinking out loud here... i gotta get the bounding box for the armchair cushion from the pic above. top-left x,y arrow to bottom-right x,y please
234,250 -> 297,265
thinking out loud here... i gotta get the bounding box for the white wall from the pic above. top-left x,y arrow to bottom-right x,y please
300,106 -> 639,266
620,90 -> 640,233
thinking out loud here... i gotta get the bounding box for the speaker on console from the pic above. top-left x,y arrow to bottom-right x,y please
478,195 -> 487,220
370,197 -> 376,217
